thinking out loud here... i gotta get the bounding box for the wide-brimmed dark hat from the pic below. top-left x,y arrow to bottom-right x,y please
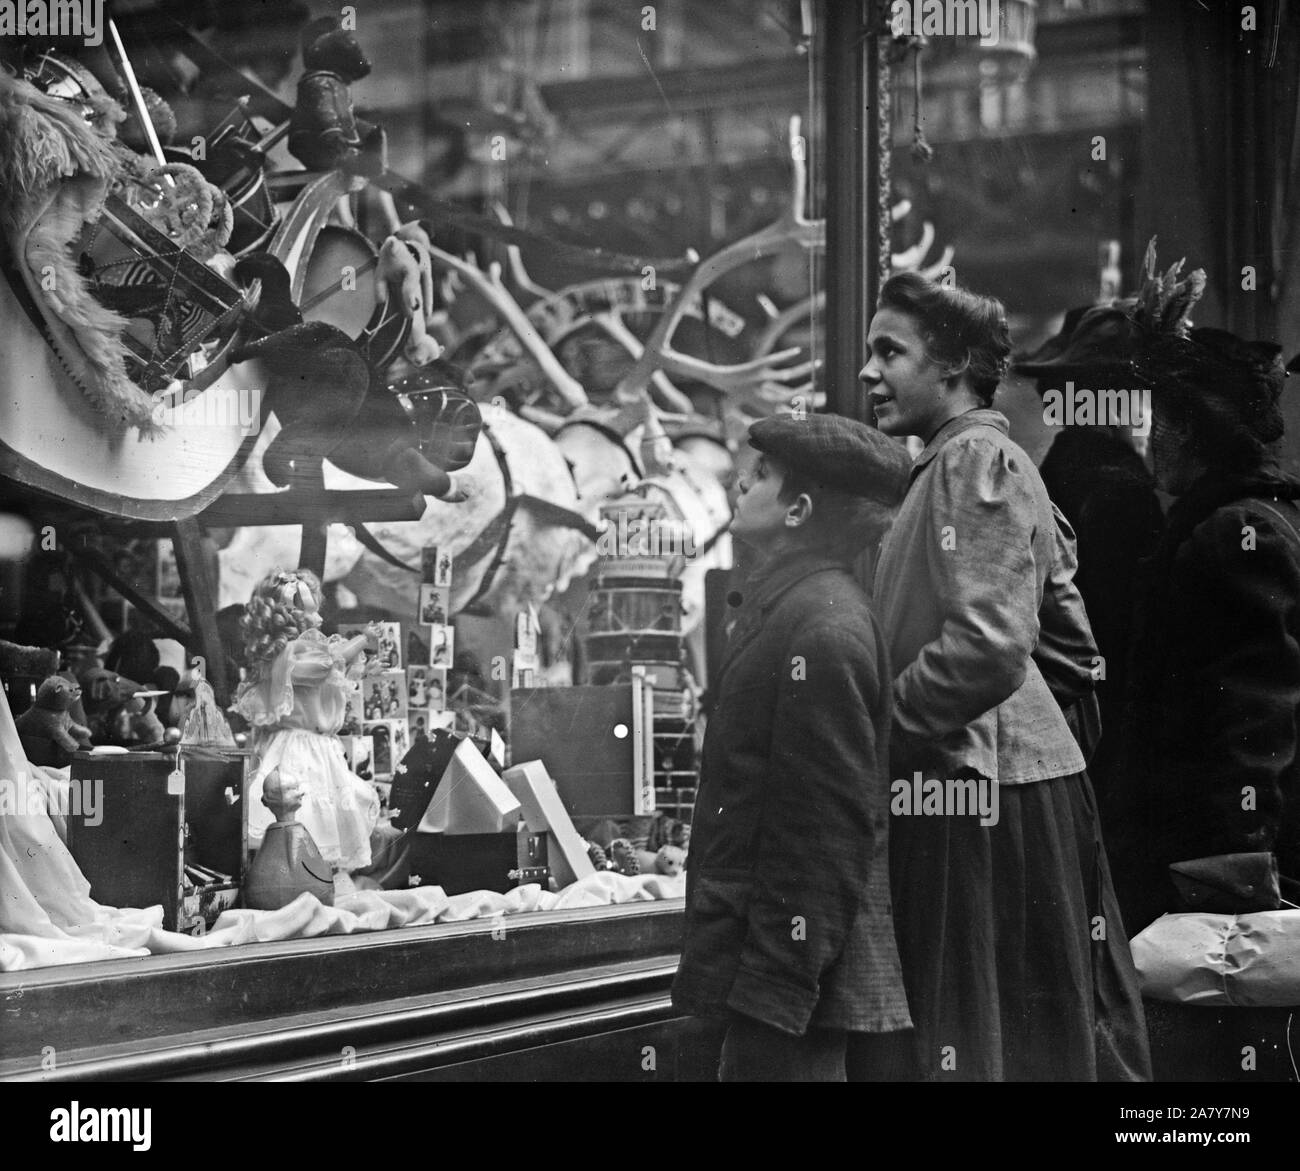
1012,304 -> 1091,368
1016,238 -> 1208,388
1013,303 -> 1143,383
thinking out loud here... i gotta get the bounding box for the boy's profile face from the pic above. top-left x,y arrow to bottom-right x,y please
731,454 -> 800,548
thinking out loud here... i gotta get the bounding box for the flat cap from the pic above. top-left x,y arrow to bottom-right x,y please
748,413 -> 912,505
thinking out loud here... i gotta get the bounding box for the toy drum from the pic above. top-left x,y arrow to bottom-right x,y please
218,148 -> 280,255
585,579 -> 684,666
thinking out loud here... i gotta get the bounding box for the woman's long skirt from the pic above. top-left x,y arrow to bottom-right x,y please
887,769 -> 1151,1081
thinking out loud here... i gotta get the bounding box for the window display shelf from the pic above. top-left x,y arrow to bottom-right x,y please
0,902 -> 719,1081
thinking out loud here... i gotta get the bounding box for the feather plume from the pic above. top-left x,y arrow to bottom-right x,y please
1131,236 -> 1205,339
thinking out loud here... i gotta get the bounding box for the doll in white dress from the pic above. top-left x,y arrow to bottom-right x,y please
233,570 -> 379,876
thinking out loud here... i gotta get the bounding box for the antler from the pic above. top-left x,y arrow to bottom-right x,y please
890,209 -> 955,276
587,311 -> 695,413
918,246 -> 956,280
491,202 -> 553,302
752,291 -> 825,358
407,232 -> 589,408
611,114 -> 825,405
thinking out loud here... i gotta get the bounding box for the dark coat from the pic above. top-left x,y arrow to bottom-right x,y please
1040,430 -> 1165,808
671,552 -> 911,1037
1110,470 -> 1300,929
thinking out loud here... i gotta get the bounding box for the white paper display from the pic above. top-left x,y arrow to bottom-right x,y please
417,737 -> 522,835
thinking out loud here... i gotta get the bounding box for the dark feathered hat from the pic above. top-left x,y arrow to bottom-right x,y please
1014,239 -> 1206,385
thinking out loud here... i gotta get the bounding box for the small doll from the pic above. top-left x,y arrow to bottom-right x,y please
287,16 -> 386,175
233,569 -> 379,880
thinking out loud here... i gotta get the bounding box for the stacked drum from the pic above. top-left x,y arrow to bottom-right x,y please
584,485 -> 704,822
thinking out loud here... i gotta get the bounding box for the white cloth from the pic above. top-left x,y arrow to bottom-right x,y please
0,679 -> 162,966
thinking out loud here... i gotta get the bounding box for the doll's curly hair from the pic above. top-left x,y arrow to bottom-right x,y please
241,568 -> 323,682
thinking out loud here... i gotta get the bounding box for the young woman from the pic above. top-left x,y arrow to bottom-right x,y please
859,273 -> 1150,1081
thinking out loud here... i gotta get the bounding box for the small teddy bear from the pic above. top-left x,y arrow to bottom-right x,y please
654,844 -> 687,877
15,675 -> 93,754
608,838 -> 641,878
585,840 -> 608,871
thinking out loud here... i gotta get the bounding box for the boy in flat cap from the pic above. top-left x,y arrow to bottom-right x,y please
671,412 -> 914,1081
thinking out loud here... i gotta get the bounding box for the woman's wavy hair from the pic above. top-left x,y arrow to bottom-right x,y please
878,272 -> 1012,407
241,568 -> 322,682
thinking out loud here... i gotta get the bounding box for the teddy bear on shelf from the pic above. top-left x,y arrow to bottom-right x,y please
287,16 -> 387,176
15,675 -> 93,762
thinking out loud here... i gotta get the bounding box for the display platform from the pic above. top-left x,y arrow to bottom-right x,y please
0,901 -> 723,1082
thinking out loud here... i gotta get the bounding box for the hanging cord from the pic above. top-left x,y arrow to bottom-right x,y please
910,42 -> 934,164
802,0 -> 817,400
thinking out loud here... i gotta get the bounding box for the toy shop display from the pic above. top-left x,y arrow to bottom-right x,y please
232,569 -> 379,881
0,6 -> 707,976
